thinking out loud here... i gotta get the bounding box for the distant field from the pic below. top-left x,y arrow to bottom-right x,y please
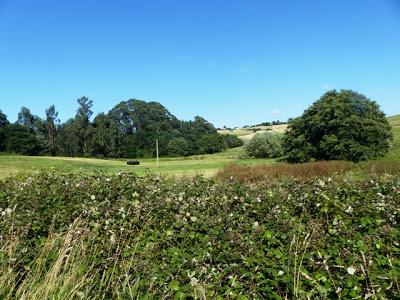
0,147 -> 276,179
382,114 -> 400,162
218,124 -> 288,141
0,115 -> 398,179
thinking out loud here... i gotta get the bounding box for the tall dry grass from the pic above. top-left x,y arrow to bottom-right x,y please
217,161 -> 355,183
0,219 -> 144,300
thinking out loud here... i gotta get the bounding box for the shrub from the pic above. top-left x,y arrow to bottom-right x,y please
167,137 -> 190,157
245,132 -> 284,158
222,134 -> 244,148
284,90 -> 393,163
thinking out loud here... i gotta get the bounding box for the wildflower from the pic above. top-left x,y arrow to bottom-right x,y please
278,270 -> 284,276
90,195 -> 96,200
345,205 -> 353,213
253,221 -> 259,228
347,266 -> 356,275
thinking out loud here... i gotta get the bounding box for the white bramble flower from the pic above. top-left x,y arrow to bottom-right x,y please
90,195 -> 96,200
345,205 -> 353,213
110,234 -> 116,244
347,266 -> 356,275
278,270 -> 284,276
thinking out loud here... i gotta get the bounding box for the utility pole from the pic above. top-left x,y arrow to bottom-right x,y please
156,127 -> 159,168
156,138 -> 159,167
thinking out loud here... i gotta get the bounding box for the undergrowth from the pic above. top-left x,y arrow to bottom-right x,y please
0,172 -> 399,299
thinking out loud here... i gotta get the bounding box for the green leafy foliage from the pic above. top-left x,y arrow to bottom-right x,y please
284,90 -> 393,162
222,134 -> 244,148
245,132 -> 284,158
2,124 -> 42,155
0,98 -> 230,158
0,172 -> 399,298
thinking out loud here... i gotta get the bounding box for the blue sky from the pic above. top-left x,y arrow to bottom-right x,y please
0,0 -> 399,127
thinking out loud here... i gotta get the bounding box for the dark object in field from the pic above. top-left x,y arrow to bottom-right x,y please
127,160 -> 140,165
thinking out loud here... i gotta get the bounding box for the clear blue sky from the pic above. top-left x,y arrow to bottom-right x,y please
0,0 -> 399,127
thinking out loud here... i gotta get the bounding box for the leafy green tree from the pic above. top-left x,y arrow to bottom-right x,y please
0,110 -> 9,127
0,110 -> 10,151
222,134 -> 244,148
2,124 -> 42,155
167,137 -> 190,157
87,113 -> 120,157
110,99 -> 179,157
283,90 -> 393,162
45,105 -> 59,156
245,132 -> 284,158
75,97 -> 93,156
17,106 -> 36,131
57,119 -> 79,156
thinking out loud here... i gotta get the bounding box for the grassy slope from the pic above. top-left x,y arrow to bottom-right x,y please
218,124 -> 288,141
0,147 -> 276,179
382,114 -> 400,161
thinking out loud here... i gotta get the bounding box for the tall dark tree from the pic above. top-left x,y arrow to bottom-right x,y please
0,110 -> 10,151
17,106 -> 35,131
283,90 -> 393,162
87,113 -> 120,157
74,97 -> 93,156
2,124 -> 41,155
109,99 -> 179,157
0,110 -> 9,127
45,105 -> 60,156
57,119 -> 79,156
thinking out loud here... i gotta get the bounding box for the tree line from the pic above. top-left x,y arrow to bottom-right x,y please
0,97 -> 243,158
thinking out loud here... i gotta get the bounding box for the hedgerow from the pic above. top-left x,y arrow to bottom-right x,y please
0,172 -> 399,299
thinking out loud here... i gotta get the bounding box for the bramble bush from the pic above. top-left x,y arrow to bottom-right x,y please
0,172 -> 399,299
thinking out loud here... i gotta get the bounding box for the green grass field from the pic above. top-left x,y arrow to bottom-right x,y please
1,115 -> 398,179
0,146 -> 276,179
382,114 -> 400,161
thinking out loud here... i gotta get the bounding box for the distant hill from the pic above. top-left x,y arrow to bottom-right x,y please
218,124 -> 288,141
388,114 -> 400,128
382,114 -> 400,162
223,114 -> 399,143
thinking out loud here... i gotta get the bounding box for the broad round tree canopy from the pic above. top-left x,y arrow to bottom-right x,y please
284,90 -> 393,162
